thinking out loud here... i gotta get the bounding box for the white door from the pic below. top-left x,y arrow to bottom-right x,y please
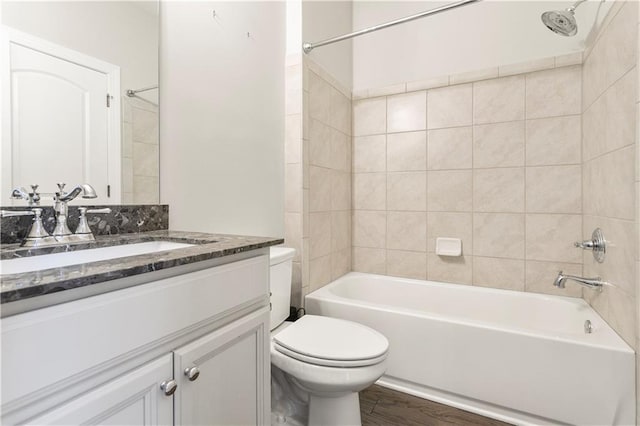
174,309 -> 271,426
1,27 -> 121,204
27,354 -> 174,425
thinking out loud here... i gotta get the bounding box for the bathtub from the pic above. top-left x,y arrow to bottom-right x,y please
305,272 -> 635,426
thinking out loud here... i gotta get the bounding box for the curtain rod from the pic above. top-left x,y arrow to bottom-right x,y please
302,0 -> 482,54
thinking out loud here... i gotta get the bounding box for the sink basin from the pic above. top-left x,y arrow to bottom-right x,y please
0,241 -> 194,275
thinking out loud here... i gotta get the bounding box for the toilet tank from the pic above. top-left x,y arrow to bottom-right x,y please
269,247 -> 296,331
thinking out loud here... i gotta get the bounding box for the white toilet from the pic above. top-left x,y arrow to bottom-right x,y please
269,247 -> 389,426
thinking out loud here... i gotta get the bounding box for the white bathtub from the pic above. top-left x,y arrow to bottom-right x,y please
305,272 -> 635,426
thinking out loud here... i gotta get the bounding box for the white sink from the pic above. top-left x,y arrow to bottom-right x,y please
0,241 -> 194,275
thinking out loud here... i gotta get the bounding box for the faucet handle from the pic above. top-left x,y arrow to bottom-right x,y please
86,208 -> 112,214
56,182 -> 66,193
574,228 -> 606,263
76,207 -> 110,236
0,209 -> 35,218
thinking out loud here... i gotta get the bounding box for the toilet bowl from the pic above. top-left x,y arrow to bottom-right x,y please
269,247 -> 389,426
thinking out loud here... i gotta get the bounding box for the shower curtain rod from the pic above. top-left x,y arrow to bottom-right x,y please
302,0 -> 481,54
126,85 -> 158,97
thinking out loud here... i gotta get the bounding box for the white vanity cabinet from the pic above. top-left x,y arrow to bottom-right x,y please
1,251 -> 271,426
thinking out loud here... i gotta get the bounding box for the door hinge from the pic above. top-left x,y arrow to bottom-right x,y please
106,94 -> 112,108
107,185 -> 111,198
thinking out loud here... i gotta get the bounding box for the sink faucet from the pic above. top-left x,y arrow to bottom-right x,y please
52,183 -> 97,237
553,271 -> 604,292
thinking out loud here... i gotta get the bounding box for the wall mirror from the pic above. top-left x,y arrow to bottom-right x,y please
1,1 -> 159,205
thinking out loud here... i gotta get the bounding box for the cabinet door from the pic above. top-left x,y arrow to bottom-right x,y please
174,308 -> 270,426
27,354 -> 174,425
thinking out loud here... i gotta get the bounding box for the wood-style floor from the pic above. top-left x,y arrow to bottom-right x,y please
360,385 -> 512,426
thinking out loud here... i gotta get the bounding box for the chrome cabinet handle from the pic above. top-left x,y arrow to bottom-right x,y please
160,379 -> 178,396
184,366 -> 200,382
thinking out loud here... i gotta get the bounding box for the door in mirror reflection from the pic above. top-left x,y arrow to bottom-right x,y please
1,28 -> 121,205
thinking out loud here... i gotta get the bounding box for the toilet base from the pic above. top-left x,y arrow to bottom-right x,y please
308,392 -> 361,426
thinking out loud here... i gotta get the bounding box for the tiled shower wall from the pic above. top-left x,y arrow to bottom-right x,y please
583,0 -> 638,364
284,56 -> 352,306
351,61 -> 584,298
122,97 -> 160,204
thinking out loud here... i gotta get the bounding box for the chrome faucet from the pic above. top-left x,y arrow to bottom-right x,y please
52,183 -> 97,238
0,208 -> 57,247
11,184 -> 41,206
553,271 -> 604,292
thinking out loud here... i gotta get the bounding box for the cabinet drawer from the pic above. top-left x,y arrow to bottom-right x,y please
2,254 -> 268,408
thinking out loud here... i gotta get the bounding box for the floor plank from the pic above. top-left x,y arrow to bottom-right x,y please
359,385 -> 512,426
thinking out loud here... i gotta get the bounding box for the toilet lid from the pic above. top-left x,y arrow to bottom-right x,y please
272,315 -> 388,366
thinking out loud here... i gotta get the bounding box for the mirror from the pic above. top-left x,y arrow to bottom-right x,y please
1,1 -> 159,205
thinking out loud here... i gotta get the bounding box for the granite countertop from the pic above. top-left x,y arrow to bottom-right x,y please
0,230 -> 283,306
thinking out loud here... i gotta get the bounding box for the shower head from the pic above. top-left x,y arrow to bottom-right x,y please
541,0 -> 587,37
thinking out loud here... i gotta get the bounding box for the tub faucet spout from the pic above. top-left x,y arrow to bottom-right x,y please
554,271 -> 604,292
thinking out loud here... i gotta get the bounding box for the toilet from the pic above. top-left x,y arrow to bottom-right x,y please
269,247 -> 389,426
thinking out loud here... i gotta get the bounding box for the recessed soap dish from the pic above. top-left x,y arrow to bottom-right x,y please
436,238 -> 462,257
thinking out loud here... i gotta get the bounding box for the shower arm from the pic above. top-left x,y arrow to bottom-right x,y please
567,0 -> 587,13
302,0 -> 481,54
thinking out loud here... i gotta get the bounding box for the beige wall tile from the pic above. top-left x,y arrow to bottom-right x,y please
473,213 -> 525,259
387,250 -> 428,280
330,129 -> 350,172
473,75 -> 525,124
331,247 -> 351,280
353,173 -> 386,210
387,131 -> 427,171
427,170 -> 472,212
607,287 -> 636,348
353,211 -> 386,248
427,84 -> 472,129
132,107 -> 158,143
309,254 -> 332,291
330,87 -> 351,135
473,168 -> 525,213
285,212 -> 303,262
427,212 -> 472,254
331,171 -> 351,211
133,176 -> 159,204
526,165 -> 582,214
554,52 -> 582,67
309,166 -> 332,212
526,115 -> 581,166
473,257 -> 525,291
525,65 -> 581,119
583,146 -> 635,220
427,127 -> 473,170
285,115 -> 302,164
582,95 -> 606,162
308,71 -> 331,123
352,247 -> 386,274
387,211 -> 427,251
353,135 -> 386,172
331,211 -> 351,252
122,158 -> 133,193
525,260 -> 583,297
603,68 -> 637,154
525,214 -> 582,263
309,212 -> 331,259
387,172 -> 427,211
353,97 -> 386,136
427,254 -> 472,285
368,83 -> 406,98
603,2 -> 637,91
285,163 -> 302,213
387,91 -> 427,133
473,121 -> 525,168
122,122 -> 132,158
309,119 -> 332,168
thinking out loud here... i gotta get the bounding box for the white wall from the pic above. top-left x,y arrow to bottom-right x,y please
2,1 -> 158,104
160,1 -> 285,238
352,0 -> 613,91
302,1 -> 352,89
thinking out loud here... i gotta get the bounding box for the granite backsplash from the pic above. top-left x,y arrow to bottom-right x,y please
1,205 -> 169,244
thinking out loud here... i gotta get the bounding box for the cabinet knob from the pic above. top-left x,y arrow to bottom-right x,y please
184,366 -> 200,382
160,379 -> 178,396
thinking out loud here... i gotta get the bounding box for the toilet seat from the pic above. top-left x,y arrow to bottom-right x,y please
272,315 -> 388,368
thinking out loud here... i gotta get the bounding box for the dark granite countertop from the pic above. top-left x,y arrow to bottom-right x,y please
0,230 -> 283,306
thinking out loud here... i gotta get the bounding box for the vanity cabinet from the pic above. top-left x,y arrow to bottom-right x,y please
1,252 -> 271,426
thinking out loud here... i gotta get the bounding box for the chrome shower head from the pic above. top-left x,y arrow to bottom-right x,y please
541,0 -> 587,37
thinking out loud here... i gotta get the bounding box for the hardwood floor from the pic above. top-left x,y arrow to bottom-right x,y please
359,385 -> 512,426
